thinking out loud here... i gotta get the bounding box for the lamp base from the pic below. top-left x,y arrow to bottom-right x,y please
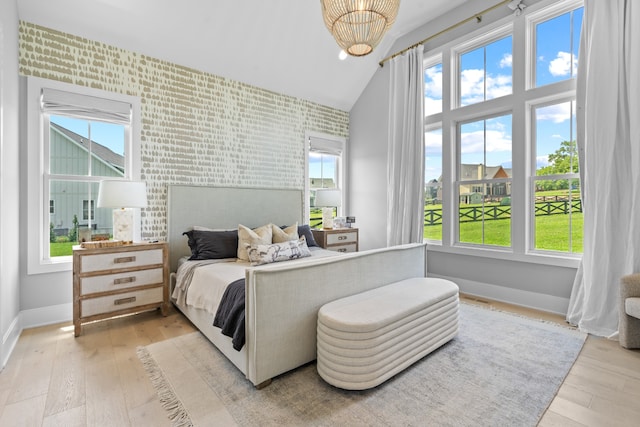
112,208 -> 134,242
322,207 -> 334,229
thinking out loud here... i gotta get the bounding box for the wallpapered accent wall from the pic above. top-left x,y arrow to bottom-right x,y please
18,22 -> 349,239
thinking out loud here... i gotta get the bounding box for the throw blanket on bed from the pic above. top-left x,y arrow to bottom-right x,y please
213,278 -> 246,351
172,259 -> 222,307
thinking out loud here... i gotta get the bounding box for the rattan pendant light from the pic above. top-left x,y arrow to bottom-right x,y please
321,0 -> 400,57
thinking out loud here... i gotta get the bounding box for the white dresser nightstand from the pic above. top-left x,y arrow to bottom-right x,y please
72,241 -> 169,336
312,228 -> 359,253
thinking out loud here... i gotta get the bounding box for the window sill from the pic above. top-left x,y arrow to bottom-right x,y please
27,256 -> 72,275
425,241 -> 581,269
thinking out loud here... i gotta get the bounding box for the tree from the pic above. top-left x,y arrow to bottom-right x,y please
537,140 -> 578,191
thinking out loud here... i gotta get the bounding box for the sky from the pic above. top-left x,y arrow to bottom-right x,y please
424,6 -> 583,183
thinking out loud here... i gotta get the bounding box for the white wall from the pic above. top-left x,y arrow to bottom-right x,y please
349,66 -> 391,250
349,0 -> 578,314
0,0 -> 22,366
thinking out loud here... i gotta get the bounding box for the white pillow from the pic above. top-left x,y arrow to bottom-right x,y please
245,236 -> 311,266
237,224 -> 272,261
271,222 -> 299,243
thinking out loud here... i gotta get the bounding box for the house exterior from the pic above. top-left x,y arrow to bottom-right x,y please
435,164 -> 513,204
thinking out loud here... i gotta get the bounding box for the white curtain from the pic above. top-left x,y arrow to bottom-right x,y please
567,0 -> 640,337
387,45 -> 425,246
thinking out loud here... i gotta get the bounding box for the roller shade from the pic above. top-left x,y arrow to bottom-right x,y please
41,88 -> 131,124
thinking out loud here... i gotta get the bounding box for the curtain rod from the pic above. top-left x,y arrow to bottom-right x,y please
379,0 -> 512,67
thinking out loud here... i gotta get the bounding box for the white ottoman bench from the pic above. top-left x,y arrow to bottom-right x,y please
317,277 -> 459,390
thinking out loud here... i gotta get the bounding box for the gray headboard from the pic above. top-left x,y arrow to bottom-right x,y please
167,185 -> 304,272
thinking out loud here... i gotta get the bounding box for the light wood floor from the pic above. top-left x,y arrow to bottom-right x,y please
0,297 -> 638,426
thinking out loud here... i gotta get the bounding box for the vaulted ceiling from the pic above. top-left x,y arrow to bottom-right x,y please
17,0 -> 468,111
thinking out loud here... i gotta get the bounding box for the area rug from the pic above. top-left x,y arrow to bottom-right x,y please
137,303 -> 586,427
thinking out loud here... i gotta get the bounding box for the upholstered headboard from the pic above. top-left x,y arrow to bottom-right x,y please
167,185 -> 304,272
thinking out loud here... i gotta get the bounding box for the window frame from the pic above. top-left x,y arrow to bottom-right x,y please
304,131 -> 347,226
422,0 -> 583,268
26,76 -> 141,274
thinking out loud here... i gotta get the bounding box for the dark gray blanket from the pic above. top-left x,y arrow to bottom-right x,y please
212,278 -> 245,351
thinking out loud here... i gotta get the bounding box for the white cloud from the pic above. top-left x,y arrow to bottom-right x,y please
424,98 -> 442,117
460,129 -> 512,155
424,67 -> 442,98
536,155 -> 550,168
537,102 -> 571,124
460,68 -> 512,105
424,66 -> 443,116
424,131 -> 443,152
551,134 -> 562,139
460,69 -> 485,105
549,51 -> 577,77
500,53 -> 512,68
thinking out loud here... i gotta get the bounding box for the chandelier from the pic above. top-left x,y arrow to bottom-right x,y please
321,0 -> 401,57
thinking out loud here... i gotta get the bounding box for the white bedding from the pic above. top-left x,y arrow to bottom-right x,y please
172,247 -> 340,316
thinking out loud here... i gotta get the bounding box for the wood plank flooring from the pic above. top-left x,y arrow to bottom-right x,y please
0,298 -> 638,426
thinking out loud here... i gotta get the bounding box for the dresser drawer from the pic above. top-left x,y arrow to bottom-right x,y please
80,268 -> 164,295
80,249 -> 163,273
326,231 -> 358,245
328,242 -> 358,253
81,287 -> 164,317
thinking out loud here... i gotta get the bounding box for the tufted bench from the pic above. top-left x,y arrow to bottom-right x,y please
317,277 -> 459,390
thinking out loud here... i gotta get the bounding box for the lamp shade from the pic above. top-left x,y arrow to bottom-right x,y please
315,188 -> 342,207
321,0 -> 400,57
97,180 -> 148,209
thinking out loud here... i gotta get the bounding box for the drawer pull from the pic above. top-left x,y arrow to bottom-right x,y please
338,235 -> 347,240
113,276 -> 136,285
114,296 -> 136,305
337,248 -> 347,252
114,256 -> 136,264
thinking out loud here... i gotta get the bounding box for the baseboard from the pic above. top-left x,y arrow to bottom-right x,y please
0,304 -> 72,369
429,274 -> 570,316
1,316 -> 21,369
20,303 -> 72,330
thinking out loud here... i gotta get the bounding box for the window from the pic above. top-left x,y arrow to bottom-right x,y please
532,100 -> 581,252
458,114 -> 512,247
424,126 -> 443,241
305,133 -> 346,228
534,7 -> 583,87
82,200 -> 95,221
27,77 -> 140,273
422,0 -> 583,263
458,33 -> 512,107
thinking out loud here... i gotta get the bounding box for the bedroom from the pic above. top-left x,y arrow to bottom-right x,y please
1,0 -> 639,425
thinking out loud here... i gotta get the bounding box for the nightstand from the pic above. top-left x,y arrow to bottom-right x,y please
72,241 -> 169,336
312,228 -> 359,253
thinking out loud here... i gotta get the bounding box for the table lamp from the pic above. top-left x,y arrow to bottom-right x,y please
314,189 -> 342,229
97,180 -> 147,243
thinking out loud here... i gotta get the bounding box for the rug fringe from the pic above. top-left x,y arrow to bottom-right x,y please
136,346 -> 194,427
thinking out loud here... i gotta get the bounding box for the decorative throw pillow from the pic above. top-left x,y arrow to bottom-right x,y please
272,222 -> 299,243
183,229 -> 238,260
245,236 -> 312,266
237,224 -> 273,261
297,224 -> 318,247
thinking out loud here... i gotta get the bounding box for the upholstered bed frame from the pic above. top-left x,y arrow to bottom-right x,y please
167,185 -> 427,387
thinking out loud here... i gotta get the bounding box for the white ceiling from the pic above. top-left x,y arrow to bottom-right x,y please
17,0 -> 467,111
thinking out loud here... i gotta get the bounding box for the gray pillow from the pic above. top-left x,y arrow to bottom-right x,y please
183,229 -> 238,260
297,224 -> 318,247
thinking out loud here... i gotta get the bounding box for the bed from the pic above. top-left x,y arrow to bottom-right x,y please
167,185 -> 428,387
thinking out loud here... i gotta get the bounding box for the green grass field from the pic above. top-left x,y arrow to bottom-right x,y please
423,213 -> 583,252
